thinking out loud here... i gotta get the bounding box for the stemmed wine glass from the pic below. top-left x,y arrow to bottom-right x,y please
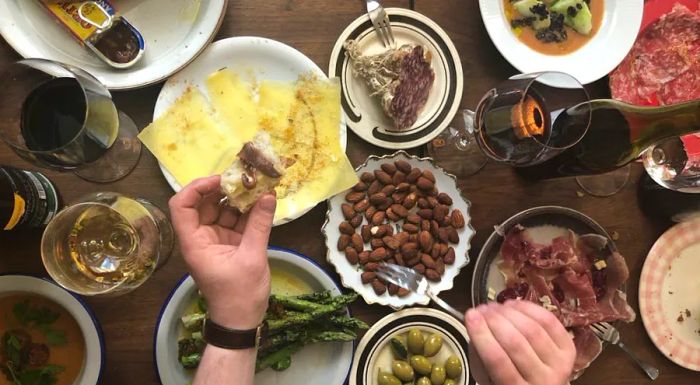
0,59 -> 141,183
41,192 -> 173,296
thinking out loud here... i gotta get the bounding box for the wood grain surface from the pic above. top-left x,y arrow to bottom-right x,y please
0,1 -> 696,384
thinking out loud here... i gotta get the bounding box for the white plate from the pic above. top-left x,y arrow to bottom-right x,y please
152,36 -> 347,226
323,151 -> 474,309
350,308 -> 470,385
0,275 -> 104,385
328,8 -> 463,149
154,247 -> 355,385
639,219 -> 700,371
0,0 -> 227,90
478,0 -> 643,86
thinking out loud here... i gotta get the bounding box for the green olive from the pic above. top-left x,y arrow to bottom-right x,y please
409,355 -> 432,375
403,382 -> 415,385
378,370 -> 402,385
390,337 -> 409,360
407,328 -> 425,355
391,360 -> 415,382
430,364 -> 447,385
443,380 -> 457,385
423,334 -> 443,357
444,355 -> 462,379
416,377 -> 432,385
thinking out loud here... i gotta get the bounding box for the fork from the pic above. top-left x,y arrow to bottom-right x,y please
590,322 -> 660,380
375,263 -> 465,321
365,0 -> 395,48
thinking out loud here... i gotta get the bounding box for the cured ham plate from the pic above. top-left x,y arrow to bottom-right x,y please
639,218 -> 700,371
471,206 -> 635,378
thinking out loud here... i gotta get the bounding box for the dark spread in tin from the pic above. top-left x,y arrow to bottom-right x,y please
93,19 -> 140,64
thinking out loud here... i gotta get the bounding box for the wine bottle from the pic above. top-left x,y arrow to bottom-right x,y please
0,166 -> 59,230
517,99 -> 700,179
639,172 -> 700,223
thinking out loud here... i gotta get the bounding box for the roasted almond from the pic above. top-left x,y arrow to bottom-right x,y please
448,226 -> 460,243
419,231 -> 434,252
428,187 -> 438,197
451,209 -> 465,229
371,279 -> 387,295
406,168 -> 422,183
437,214 -> 450,227
383,236 -> 400,250
353,181 -> 368,192
395,159 -> 412,174
406,255 -> 421,267
421,219 -> 431,232
421,254 -> 436,269
371,211 -> 386,225
414,263 -> 426,274
345,247 -> 359,264
381,184 -> 396,195
401,242 -> 419,258
374,170 -> 393,184
341,203 -> 355,220
369,192 -> 387,205
391,191 -> 408,203
397,287 -> 411,297
350,214 -> 363,228
368,180 -> 382,195
386,208 -> 400,222
345,191 -> 365,203
431,245 -> 441,260
438,243 -> 449,256
403,193 -> 417,209
384,223 -> 395,236
376,199 -> 392,211
351,233 -> 363,252
396,182 -> 411,193
360,172 -> 375,183
359,250 -> 370,264
395,253 -> 405,266
337,234 -> 350,251
425,269 -> 441,282
392,171 -> 406,185
417,197 -> 430,209
370,247 -> 387,261
435,258 -> 445,275
380,162 -> 397,175
339,221 -> 355,235
417,208 -> 434,220
364,262 -> 380,271
386,257 -> 396,265
427,196 -> 439,208
406,214 -> 421,225
409,233 -> 418,243
388,283 -> 400,296
370,225 -> 387,238
438,227 -> 450,243
437,192 -> 453,206
403,223 -> 419,234
361,271 -> 376,284
353,198 -> 370,213
370,238 -> 384,250
430,220 -> 440,237
434,204 -> 449,220
361,225 -> 371,242
444,247 -> 456,265
416,177 -> 434,191
395,231 -> 410,245
390,204 -> 408,218
365,206 -> 378,221
422,169 -> 436,183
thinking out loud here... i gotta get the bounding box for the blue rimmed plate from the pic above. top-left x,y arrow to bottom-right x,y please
154,247 -> 355,385
0,274 -> 105,385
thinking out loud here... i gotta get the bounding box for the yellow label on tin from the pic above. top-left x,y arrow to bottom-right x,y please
4,193 -> 25,230
42,1 -> 111,41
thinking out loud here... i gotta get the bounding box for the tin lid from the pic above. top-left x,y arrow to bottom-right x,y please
79,1 -> 145,69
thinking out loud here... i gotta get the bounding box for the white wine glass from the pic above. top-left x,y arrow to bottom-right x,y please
41,192 -> 174,296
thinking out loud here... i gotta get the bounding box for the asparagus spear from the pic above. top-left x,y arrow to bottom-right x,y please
181,313 -> 205,332
293,290 -> 333,303
256,330 -> 357,372
267,293 -> 359,332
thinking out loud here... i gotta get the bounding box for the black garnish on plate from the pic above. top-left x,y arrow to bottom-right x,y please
567,6 -> 578,17
535,13 -> 567,43
530,3 -> 549,17
511,17 -> 536,28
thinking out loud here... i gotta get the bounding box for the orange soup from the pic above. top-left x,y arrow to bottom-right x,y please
0,294 -> 85,385
504,0 -> 605,55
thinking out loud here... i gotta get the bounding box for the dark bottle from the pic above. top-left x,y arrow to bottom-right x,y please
0,166 -> 59,230
638,172 -> 700,223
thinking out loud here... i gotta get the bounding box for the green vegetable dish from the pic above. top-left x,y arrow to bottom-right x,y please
378,328 -> 463,385
177,290 -> 368,373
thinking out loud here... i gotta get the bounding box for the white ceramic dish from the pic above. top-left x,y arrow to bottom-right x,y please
0,274 -> 104,385
152,36 -> 347,226
478,0 -> 643,86
350,307 -> 470,385
0,0 -> 227,90
639,219 -> 700,371
154,247 -> 355,385
323,151 -> 475,309
328,8 -> 463,149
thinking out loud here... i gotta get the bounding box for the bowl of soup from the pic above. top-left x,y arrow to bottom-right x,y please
0,275 -> 103,385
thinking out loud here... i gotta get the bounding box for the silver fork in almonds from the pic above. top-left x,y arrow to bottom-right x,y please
366,0 -> 395,48
375,262 -> 465,321
590,322 -> 660,380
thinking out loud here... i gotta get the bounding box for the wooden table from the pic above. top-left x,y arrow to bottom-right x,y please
1,1 -> 697,384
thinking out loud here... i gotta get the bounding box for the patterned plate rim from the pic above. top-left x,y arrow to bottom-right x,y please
328,8 -> 464,149
639,218 -> 700,371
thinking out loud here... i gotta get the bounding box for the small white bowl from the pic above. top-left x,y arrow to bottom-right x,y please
154,247 -> 355,385
0,274 -> 104,385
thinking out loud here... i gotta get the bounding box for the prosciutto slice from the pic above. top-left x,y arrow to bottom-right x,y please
495,225 -> 635,377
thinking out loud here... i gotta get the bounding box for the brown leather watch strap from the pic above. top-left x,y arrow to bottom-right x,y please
203,318 -> 268,350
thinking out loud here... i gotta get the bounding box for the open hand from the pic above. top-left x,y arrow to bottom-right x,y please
465,300 -> 576,385
169,175 -> 276,330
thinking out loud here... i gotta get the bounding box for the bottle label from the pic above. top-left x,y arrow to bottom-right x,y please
3,193 -> 26,230
1,167 -> 59,230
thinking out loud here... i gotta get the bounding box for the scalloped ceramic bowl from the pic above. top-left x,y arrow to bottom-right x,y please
0,275 -> 104,385
323,151 -> 475,309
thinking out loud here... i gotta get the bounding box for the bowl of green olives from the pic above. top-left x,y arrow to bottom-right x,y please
349,308 -> 469,385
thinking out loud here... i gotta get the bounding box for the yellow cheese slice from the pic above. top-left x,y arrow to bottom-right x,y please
206,69 -> 259,143
138,87 -> 238,186
258,80 -> 296,136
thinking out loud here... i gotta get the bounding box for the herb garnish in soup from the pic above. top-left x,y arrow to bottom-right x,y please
0,295 -> 85,385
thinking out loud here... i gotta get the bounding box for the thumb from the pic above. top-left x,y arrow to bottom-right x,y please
241,194 -> 277,251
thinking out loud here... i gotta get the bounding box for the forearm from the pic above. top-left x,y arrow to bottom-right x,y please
193,345 -> 257,385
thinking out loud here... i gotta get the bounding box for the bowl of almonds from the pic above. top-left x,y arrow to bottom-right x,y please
323,151 -> 475,309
